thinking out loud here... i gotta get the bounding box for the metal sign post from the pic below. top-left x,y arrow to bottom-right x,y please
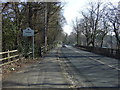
32,35 -> 34,59
23,27 -> 34,59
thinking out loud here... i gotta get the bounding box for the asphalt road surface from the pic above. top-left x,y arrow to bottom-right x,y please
2,46 -> 120,89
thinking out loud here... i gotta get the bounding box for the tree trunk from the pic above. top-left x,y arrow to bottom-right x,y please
100,37 -> 104,48
77,30 -> 79,45
113,23 -> 120,48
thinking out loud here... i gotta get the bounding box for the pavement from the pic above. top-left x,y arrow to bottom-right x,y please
2,46 -> 120,89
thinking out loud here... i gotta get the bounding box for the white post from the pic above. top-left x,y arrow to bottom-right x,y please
33,36 -> 34,59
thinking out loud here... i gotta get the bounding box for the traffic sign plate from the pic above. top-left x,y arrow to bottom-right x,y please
23,27 -> 34,36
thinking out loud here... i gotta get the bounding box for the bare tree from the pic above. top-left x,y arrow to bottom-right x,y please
78,17 -> 91,46
72,18 -> 80,45
79,2 -> 106,47
106,2 -> 120,49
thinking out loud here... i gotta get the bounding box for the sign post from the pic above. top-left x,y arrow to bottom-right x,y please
33,35 -> 34,59
23,27 -> 34,59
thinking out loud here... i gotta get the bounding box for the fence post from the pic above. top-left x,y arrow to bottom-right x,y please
39,47 -> 42,57
7,50 -> 10,61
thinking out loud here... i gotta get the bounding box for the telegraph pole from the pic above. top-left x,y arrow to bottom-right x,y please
44,3 -> 48,53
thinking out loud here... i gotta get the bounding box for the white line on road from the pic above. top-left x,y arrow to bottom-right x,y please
89,57 -> 120,71
68,47 -> 120,71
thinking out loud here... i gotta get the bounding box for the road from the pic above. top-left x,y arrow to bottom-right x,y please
2,46 -> 120,89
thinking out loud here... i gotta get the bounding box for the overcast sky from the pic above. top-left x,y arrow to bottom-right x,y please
62,0 -> 120,35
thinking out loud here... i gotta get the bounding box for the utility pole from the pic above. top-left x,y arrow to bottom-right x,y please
44,3 -> 48,53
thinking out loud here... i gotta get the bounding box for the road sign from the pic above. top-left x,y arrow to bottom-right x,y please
23,27 -> 35,59
23,27 -> 34,36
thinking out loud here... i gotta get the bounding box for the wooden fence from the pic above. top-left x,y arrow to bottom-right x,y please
0,50 -> 20,66
40,44 -> 56,56
0,44 -> 57,66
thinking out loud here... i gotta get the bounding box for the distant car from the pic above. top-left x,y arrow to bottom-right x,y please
62,44 -> 66,47
102,47 -> 108,48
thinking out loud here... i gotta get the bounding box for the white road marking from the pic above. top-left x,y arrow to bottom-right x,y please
67,47 -> 120,71
89,57 -> 120,71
